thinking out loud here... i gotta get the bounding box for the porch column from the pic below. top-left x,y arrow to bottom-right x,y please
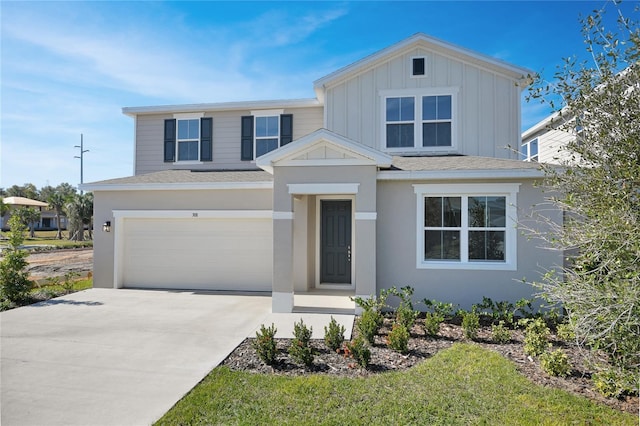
354,212 -> 377,312
272,207 -> 294,313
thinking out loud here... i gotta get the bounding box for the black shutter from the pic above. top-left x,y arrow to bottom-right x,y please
200,117 -> 213,161
241,115 -> 254,161
164,119 -> 176,162
280,114 -> 293,146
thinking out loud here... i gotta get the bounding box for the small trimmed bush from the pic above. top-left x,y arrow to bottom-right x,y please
357,309 -> 383,344
254,323 -> 278,365
423,312 -> 443,336
345,336 -> 371,368
461,311 -> 480,340
540,349 -> 571,377
386,323 -> 410,354
491,321 -> 512,344
288,319 -> 314,367
324,316 -> 346,352
592,368 -> 637,398
522,318 -> 550,357
383,286 -> 418,329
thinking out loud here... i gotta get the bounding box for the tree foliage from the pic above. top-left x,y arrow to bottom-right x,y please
66,193 -> 93,241
526,2 -> 639,393
12,207 -> 42,238
0,215 -> 32,304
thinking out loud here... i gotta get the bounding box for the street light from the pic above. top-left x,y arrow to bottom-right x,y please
74,133 -> 89,194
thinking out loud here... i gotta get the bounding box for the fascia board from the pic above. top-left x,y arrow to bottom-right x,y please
377,169 -> 545,180
122,98 -> 321,117
80,181 -> 274,192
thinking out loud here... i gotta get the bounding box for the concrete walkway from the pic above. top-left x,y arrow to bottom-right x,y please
1,288 -> 354,426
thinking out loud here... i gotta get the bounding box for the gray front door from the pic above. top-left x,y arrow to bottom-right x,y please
320,200 -> 352,284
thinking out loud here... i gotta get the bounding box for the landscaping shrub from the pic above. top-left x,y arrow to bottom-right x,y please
383,286 -> 418,329
423,312 -> 444,337
592,368 -> 637,398
356,308 -> 383,345
288,319 -> 314,367
344,336 -> 371,368
522,318 -> 551,357
422,298 -> 456,320
556,322 -> 576,343
324,316 -> 346,352
253,323 -> 278,366
0,216 -> 33,304
461,311 -> 480,340
540,349 -> 571,377
386,323 -> 410,354
491,321 -> 512,344
473,296 -> 536,325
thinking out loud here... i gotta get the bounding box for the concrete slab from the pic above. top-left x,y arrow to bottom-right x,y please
1,288 -> 272,426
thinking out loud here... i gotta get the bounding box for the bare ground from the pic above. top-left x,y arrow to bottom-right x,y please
222,316 -> 639,415
25,248 -> 93,281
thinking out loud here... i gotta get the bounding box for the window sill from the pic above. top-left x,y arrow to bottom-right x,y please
384,147 -> 458,155
172,161 -> 204,165
417,260 -> 516,271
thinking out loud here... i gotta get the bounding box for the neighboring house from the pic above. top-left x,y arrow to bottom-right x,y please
83,33 -> 562,313
521,112 -> 576,164
0,196 -> 55,231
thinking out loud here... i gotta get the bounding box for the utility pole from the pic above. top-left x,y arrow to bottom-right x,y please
74,134 -> 89,194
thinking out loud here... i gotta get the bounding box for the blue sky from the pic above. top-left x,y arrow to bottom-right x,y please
1,1 -> 635,189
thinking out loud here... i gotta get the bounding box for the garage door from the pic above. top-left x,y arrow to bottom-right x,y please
121,217 -> 272,291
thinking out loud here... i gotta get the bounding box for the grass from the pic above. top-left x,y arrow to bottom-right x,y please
0,230 -> 93,249
156,343 -> 635,425
32,277 -> 93,296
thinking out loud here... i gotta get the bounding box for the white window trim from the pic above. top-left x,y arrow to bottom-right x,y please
173,113 -> 205,164
413,183 -> 519,271
410,55 -> 427,78
380,87 -> 459,154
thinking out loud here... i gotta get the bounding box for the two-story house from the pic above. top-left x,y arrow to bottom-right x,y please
83,33 -> 562,313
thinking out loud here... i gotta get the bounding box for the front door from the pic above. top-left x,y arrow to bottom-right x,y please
320,200 -> 352,284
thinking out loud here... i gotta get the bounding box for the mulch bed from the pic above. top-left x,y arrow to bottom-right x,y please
221,316 -> 638,415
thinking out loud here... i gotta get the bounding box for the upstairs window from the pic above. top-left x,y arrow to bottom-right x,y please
521,138 -> 538,162
241,112 -> 293,161
177,119 -> 200,161
412,56 -> 426,77
382,89 -> 456,152
255,116 -> 280,157
164,115 -> 212,163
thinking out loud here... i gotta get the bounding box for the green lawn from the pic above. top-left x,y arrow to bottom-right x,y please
156,343 -> 634,425
3,230 -> 93,249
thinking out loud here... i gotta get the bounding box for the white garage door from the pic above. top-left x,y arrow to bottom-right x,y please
121,217 -> 272,291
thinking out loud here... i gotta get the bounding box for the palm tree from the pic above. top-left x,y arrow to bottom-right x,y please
48,192 -> 67,239
66,193 -> 93,241
13,207 -> 41,238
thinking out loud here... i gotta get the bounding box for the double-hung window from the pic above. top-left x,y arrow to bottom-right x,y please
240,110 -> 293,161
382,88 -> 457,152
164,113 -> 213,163
177,119 -> 200,161
414,183 -> 519,270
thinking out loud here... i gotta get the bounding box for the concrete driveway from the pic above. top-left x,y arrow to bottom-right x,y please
1,288 -> 272,426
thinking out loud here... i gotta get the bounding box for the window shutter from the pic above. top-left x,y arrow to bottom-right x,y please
164,119 -> 176,162
280,114 -> 293,145
200,117 -> 213,161
241,115 -> 254,161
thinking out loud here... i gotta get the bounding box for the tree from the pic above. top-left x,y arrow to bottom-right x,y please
48,192 -> 67,239
526,2 -> 639,395
6,184 -> 38,200
0,215 -> 32,304
66,193 -> 93,241
12,207 -> 41,239
55,182 -> 77,200
38,185 -> 56,203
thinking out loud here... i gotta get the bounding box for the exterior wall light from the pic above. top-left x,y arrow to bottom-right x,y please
103,221 -> 111,232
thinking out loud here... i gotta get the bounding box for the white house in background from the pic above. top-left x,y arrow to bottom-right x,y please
82,33 -> 562,313
521,112 -> 576,164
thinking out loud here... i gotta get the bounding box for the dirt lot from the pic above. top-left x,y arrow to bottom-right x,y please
25,248 -> 93,280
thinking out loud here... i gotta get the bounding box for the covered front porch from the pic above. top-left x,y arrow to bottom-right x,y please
256,129 -> 392,313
